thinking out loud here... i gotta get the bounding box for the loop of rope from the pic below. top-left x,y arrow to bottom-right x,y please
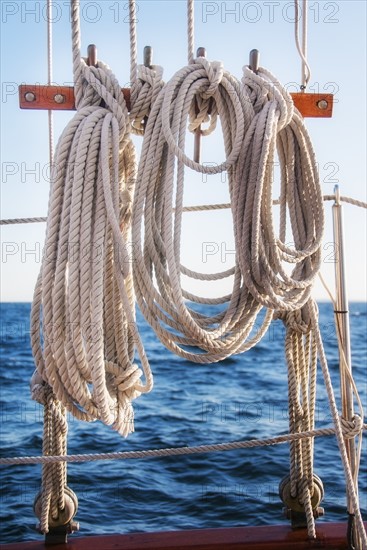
131,59 -> 325,365
340,415 -> 364,440
132,55 -> 276,364
32,0 -> 153,442
234,66 -> 323,312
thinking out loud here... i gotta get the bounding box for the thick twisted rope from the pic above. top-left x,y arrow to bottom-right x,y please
236,66 -> 324,311
29,0 -> 158,533
132,61 -> 324,364
31,373 -> 68,533
32,0 -> 153,436
132,55 -> 275,363
281,302 -> 318,538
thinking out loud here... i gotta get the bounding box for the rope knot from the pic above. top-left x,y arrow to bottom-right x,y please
188,58 -> 223,136
129,64 -> 164,135
30,370 -> 49,405
196,57 -> 224,100
242,66 -> 294,129
75,59 -> 129,135
340,415 -> 363,439
279,303 -> 312,334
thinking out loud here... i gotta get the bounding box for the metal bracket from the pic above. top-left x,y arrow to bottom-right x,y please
34,486 -> 79,544
40,521 -> 79,545
279,475 -> 325,529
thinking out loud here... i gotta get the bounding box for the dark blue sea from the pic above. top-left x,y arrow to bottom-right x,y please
0,302 -> 366,544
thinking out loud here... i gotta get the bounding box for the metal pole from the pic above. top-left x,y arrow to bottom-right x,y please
332,185 -> 360,547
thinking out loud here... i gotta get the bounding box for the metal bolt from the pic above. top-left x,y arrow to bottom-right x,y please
317,99 -> 328,110
69,521 -> 80,533
314,507 -> 325,518
25,92 -> 36,102
54,94 -> 65,104
197,47 -> 206,58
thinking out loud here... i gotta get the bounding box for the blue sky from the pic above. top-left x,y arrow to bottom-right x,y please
1,0 -> 366,301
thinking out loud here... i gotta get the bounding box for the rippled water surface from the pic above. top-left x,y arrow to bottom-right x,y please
0,302 -> 366,543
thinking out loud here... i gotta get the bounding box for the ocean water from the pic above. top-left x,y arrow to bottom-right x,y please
0,301 -> 366,544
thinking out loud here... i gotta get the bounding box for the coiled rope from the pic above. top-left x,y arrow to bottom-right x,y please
32,0 -> 153,436
30,0 -> 157,532
131,60 -> 324,364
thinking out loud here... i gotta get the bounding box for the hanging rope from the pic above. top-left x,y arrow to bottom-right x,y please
279,302 -> 318,537
236,66 -> 323,311
32,0 -> 153,432
128,0 -> 164,134
132,56 -> 324,363
132,53 -> 275,363
29,0 -> 164,532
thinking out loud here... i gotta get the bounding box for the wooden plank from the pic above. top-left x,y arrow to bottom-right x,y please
19,85 -> 332,119
0,522 -> 353,550
18,85 -> 131,112
290,93 -> 333,118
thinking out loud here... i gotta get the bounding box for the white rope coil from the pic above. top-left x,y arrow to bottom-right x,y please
132,60 -> 324,364
31,0 -> 153,440
132,55 -> 275,364
237,67 -> 324,311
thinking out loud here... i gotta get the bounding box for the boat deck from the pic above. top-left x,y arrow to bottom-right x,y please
1,522 -> 356,549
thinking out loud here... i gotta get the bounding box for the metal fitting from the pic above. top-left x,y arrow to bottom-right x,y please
24,92 -> 36,102
317,99 -> 328,110
54,94 -> 65,104
279,474 -> 325,529
34,487 -> 79,544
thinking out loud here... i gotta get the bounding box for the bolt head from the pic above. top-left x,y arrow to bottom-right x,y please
54,94 -> 65,104
317,99 -> 328,110
25,92 -> 36,102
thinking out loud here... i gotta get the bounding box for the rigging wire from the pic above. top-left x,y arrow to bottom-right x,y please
1,195 -> 366,226
294,0 -> 311,90
46,0 -> 54,166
